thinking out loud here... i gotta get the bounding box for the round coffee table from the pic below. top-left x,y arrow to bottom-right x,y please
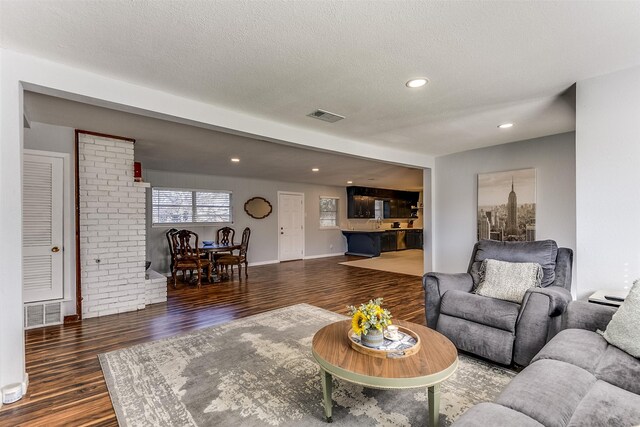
312,319 -> 458,426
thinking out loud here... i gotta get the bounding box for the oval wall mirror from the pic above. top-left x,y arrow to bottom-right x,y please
244,196 -> 273,219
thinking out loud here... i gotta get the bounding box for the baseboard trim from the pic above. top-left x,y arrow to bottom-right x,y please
22,373 -> 29,395
64,314 -> 80,324
248,260 -> 280,267
303,252 -> 345,260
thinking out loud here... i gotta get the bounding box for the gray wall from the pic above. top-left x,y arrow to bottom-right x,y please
144,169 -> 348,274
23,121 -> 77,316
433,132 -> 576,291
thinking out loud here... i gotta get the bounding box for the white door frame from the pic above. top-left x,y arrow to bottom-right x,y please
23,149 -> 73,304
277,191 -> 305,261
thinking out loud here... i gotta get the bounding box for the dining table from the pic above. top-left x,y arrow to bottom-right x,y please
199,242 -> 242,282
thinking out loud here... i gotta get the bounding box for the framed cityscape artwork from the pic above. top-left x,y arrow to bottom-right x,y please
477,168 -> 536,242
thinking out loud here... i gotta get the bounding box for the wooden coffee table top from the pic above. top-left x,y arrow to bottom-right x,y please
312,319 -> 458,389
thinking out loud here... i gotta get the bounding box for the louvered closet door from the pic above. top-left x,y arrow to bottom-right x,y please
23,153 -> 64,302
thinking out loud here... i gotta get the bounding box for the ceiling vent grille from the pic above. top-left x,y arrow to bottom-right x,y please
307,109 -> 345,123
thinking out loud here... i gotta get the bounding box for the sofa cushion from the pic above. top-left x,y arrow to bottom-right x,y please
453,402 -> 544,427
594,344 -> 640,395
470,239 -> 558,287
495,359 -> 596,427
475,259 -> 542,303
567,380 -> 640,427
531,329 -> 608,374
437,313 -> 515,365
600,278 -> 640,358
441,290 -> 520,332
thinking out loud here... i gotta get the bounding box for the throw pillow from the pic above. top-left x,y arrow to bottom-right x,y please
601,279 -> 640,358
469,240 -> 558,287
475,259 -> 543,304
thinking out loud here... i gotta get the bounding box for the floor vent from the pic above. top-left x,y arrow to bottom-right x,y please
307,109 -> 345,123
24,302 -> 62,329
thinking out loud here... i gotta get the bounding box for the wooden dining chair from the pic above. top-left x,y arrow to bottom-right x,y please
170,230 -> 212,288
213,226 -> 236,263
217,227 -> 251,278
216,226 -> 236,247
165,228 -> 179,273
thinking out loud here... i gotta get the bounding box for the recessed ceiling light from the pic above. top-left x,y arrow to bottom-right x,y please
347,181 -> 353,184
312,168 -> 319,172
230,157 -> 240,162
406,78 -> 429,88
498,123 -> 514,129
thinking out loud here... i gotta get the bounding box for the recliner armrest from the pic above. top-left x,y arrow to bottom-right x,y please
522,286 -> 572,317
514,286 -> 572,365
422,272 -> 474,294
423,272 -> 473,328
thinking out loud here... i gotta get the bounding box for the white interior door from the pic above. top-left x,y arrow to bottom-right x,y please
23,153 -> 64,302
279,192 -> 304,261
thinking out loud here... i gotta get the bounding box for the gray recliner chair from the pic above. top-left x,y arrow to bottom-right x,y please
423,239 -> 573,366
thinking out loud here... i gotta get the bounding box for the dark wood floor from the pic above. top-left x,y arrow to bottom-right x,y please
0,256 -> 425,427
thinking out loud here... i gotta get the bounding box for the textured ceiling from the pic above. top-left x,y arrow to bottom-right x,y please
3,1 -> 640,156
24,92 -> 424,190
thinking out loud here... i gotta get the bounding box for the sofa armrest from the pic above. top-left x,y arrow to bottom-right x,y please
423,272 -> 473,329
562,300 -> 617,332
523,286 -> 572,317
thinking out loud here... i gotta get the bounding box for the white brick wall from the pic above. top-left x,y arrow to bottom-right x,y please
78,134 -> 150,318
145,270 -> 168,305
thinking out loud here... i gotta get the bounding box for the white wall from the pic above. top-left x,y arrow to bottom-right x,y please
423,168 -> 433,274
24,122 -> 77,316
433,132 -> 576,289
145,169 -> 348,274
0,49 -> 27,393
576,65 -> 640,299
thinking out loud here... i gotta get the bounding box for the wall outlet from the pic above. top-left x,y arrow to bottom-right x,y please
330,244 -> 334,250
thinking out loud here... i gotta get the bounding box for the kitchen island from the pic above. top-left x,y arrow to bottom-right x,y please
341,230 -> 383,257
342,229 -> 423,257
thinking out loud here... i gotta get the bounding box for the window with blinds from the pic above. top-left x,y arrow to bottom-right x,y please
319,197 -> 338,228
152,188 -> 232,225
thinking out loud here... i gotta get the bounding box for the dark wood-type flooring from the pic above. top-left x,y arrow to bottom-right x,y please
0,256 -> 425,427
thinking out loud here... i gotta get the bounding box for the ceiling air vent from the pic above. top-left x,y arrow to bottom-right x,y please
307,109 -> 345,123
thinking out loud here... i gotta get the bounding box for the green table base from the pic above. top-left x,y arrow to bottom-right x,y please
316,359 -> 455,426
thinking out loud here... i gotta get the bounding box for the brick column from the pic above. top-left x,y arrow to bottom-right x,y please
78,133 -> 147,318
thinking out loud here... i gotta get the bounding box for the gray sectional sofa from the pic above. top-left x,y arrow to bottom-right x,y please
453,301 -> 640,427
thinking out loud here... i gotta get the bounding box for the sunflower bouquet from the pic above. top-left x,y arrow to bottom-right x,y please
347,297 -> 392,336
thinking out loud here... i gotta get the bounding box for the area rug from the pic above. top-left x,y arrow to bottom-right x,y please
339,249 -> 424,277
99,304 -> 515,426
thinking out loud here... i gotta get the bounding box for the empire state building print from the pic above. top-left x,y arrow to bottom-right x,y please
477,168 -> 536,242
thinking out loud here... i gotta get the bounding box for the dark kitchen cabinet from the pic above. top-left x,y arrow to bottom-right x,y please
398,199 -> 411,218
347,186 -> 419,219
388,199 -> 399,219
380,231 -> 397,252
385,198 -> 412,219
347,193 -> 375,218
363,196 -> 375,218
406,230 -> 423,249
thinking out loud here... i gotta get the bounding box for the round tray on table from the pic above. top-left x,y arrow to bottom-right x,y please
348,326 -> 421,359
